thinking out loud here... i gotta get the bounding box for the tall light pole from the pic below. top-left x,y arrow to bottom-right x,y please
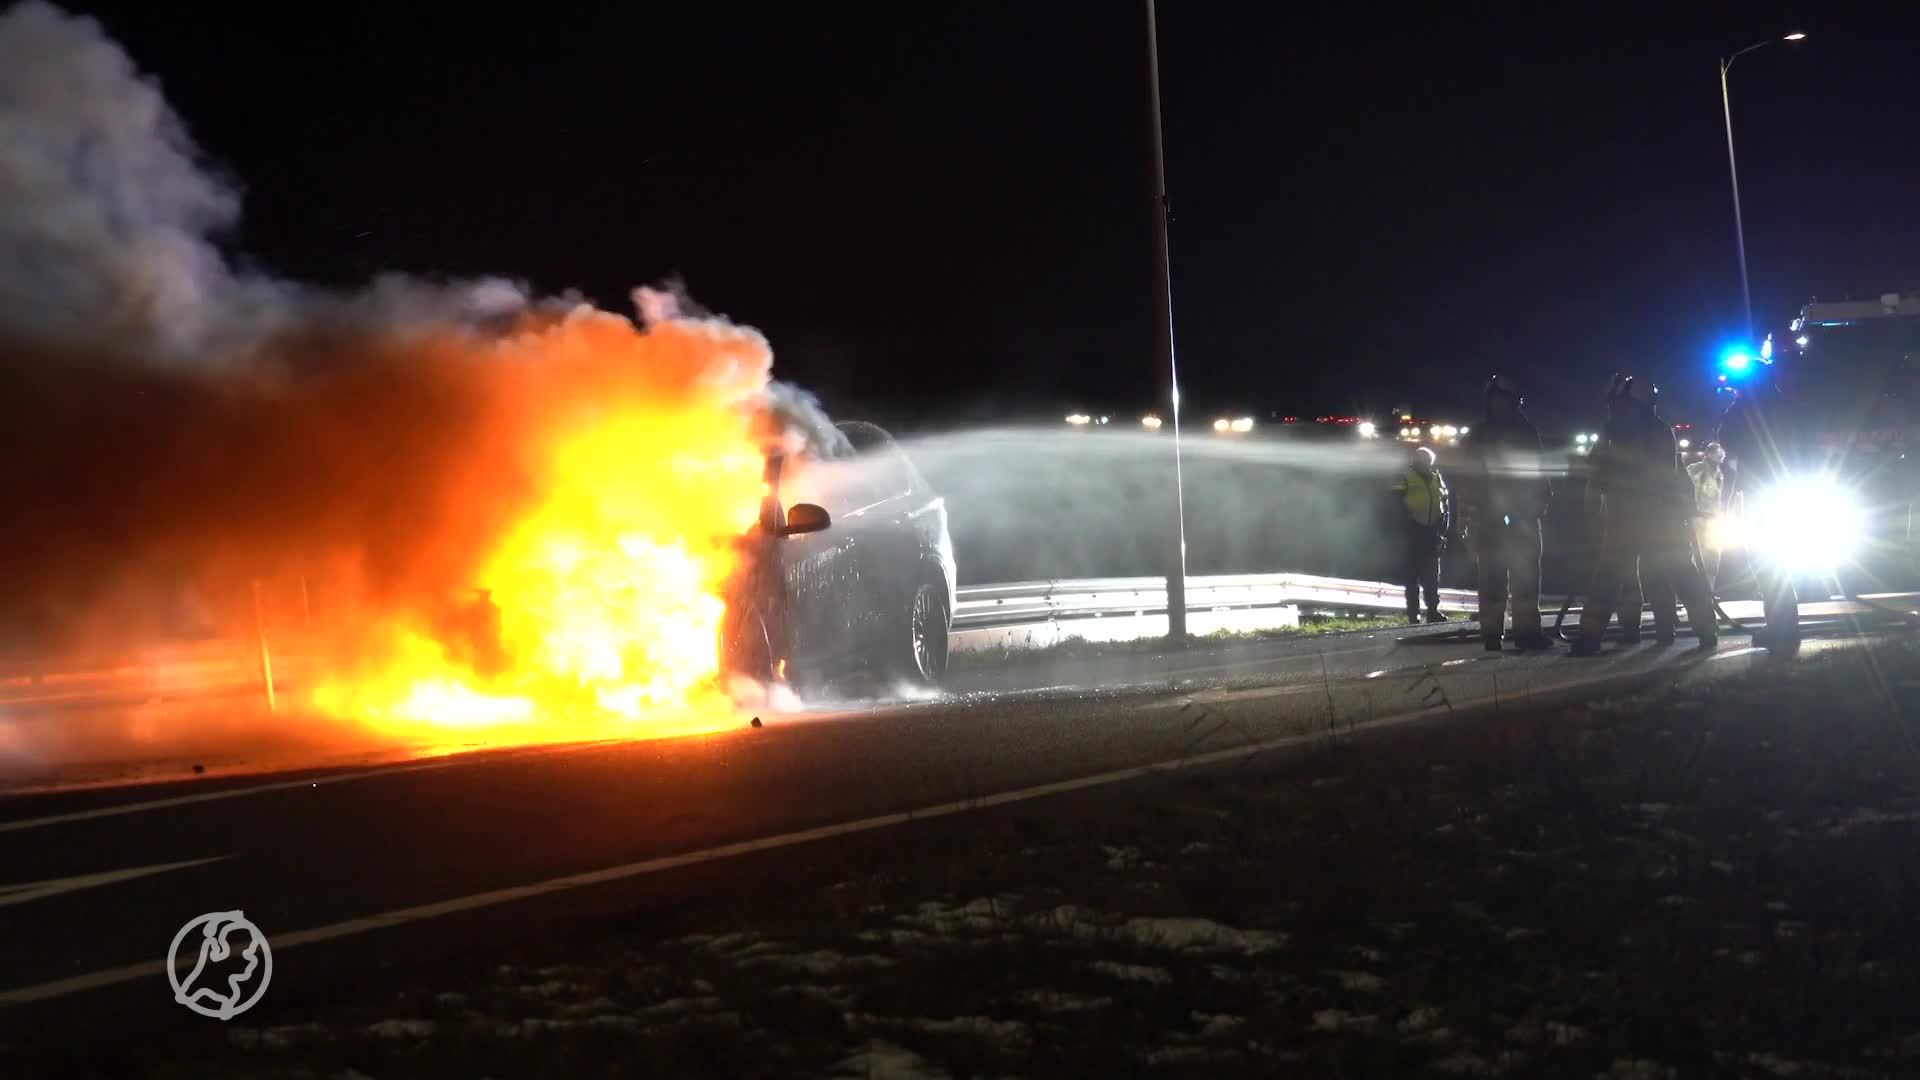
1145,0 -> 1188,643
1720,31 -> 1806,341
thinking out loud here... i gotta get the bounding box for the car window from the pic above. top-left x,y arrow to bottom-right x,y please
781,456 -> 876,516
852,446 -> 915,503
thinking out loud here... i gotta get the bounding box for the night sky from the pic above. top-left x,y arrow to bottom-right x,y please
63,2 -> 1919,433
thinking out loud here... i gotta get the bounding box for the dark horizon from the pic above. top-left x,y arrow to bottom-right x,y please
61,1 -> 1917,433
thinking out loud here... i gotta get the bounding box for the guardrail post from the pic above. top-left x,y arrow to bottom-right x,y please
252,579 -> 276,714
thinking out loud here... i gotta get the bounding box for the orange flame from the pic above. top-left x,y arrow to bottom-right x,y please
311,303 -> 771,747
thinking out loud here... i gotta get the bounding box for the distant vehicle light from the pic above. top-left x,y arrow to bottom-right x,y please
1678,438 -> 1691,449
1230,417 -> 1255,433
1438,424 -> 1458,437
1065,413 -> 1091,425
1357,420 -> 1377,438
1784,31 -> 1806,41
1723,353 -> 1752,372
1795,335 -> 1809,347
1459,426 -> 1469,435
1098,416 -> 1110,425
1213,418 -> 1231,433
1141,414 -> 1164,430
1575,433 -> 1590,444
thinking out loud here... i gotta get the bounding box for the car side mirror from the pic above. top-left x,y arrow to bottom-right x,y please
778,502 -> 831,536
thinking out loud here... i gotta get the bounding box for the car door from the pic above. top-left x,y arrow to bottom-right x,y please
772,454 -> 866,676
837,446 -> 921,654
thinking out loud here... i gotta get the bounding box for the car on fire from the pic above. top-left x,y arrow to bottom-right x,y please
720,420 -> 956,692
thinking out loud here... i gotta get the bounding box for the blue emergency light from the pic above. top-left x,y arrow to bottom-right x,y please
1717,340 -> 1768,379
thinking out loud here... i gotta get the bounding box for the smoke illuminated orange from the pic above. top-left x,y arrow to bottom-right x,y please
310,300 -> 773,747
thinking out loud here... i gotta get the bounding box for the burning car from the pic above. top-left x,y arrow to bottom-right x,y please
721,420 -> 956,693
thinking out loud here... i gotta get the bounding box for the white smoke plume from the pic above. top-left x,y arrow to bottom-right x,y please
0,1 -> 538,357
0,1 -> 254,354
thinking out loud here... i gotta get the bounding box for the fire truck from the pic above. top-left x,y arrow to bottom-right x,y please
1715,292 -> 1920,589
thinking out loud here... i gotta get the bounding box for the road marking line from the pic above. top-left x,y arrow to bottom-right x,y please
0,637 -> 1801,1008
0,855 -> 229,909
0,740 -> 636,834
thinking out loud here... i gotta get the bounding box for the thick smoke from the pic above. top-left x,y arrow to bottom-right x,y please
0,1 -> 537,358
0,0 -> 260,355
0,3 -> 793,663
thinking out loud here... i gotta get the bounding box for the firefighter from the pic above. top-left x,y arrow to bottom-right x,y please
1611,556 -> 1678,643
1716,378 -> 1802,651
1457,374 -> 1554,650
1572,375 -> 1717,655
1391,445 -> 1451,623
1593,380 -> 1679,643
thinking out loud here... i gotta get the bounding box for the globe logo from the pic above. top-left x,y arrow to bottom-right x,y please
167,910 -> 273,1020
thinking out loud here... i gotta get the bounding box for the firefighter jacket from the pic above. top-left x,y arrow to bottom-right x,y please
1456,412 -> 1552,524
1592,407 -> 1688,513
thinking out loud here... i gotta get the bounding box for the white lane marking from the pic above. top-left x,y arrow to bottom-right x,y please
0,855 -> 229,909
0,637 -> 1801,1008
0,740 -> 634,834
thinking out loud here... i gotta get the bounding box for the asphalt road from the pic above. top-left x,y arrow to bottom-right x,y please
0,604 -> 1895,1057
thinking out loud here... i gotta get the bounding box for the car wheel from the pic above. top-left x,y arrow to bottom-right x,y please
904,579 -> 949,685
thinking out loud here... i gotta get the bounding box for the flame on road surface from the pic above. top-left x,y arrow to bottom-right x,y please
309,301 -> 771,746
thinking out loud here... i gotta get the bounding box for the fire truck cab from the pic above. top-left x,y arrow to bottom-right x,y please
1718,292 -> 1920,590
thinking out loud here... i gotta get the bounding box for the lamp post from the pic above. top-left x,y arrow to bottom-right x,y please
1145,0 -> 1188,642
1719,31 -> 1806,341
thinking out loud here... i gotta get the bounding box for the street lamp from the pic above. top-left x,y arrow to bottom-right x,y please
1145,0 -> 1188,642
1719,31 -> 1806,339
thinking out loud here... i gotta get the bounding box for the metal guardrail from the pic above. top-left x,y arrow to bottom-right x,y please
0,573 -> 1470,710
955,572 -> 1477,628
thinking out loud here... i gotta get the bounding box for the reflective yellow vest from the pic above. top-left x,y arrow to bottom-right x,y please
1393,466 -> 1448,529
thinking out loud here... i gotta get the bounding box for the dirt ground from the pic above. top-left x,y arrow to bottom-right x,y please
108,637 -> 1920,1078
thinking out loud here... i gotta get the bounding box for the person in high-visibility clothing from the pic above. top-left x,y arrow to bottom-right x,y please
1391,445 -> 1451,624
1456,375 -> 1554,651
1572,375 -> 1717,655
1686,441 -> 1732,589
